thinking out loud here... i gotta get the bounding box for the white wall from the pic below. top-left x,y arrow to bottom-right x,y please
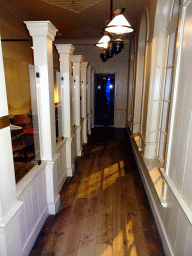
128,0 -> 192,255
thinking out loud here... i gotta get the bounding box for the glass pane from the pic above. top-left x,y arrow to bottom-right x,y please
54,71 -> 59,140
161,101 -> 170,133
171,0 -> 180,18
4,59 -> 40,183
164,67 -> 173,101
29,65 -> 41,163
56,72 -> 63,139
158,132 -> 166,161
167,30 -> 177,67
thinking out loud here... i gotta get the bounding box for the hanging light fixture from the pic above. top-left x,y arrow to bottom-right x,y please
105,8 -> 133,37
96,0 -> 133,62
96,33 -> 110,50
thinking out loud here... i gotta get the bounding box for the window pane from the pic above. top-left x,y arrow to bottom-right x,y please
158,132 -> 166,161
56,72 -> 63,139
161,101 -> 170,133
171,0 -> 180,18
164,67 -> 173,101
167,30 -> 177,67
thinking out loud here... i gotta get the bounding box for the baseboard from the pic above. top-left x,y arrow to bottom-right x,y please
126,127 -> 174,256
48,194 -> 60,215
22,206 -> 48,256
77,149 -> 82,157
67,164 -> 75,177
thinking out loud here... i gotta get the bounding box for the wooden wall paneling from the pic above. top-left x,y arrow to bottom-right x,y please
174,211 -> 189,256
37,168 -> 47,214
167,197 -> 180,253
31,178 -> 40,225
22,185 -> 34,238
184,223 -> 192,255
18,198 -> 28,248
163,188 -> 174,235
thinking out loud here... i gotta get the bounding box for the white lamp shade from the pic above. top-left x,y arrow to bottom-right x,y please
96,35 -> 110,49
105,14 -> 133,34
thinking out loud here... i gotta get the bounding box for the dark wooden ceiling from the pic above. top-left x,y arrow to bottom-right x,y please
0,0 -> 148,40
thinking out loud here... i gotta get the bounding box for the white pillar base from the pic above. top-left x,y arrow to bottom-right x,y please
82,118 -> 88,144
88,113 -> 91,135
46,154 -> 60,215
76,126 -> 82,156
47,194 -> 60,215
65,137 -> 76,177
67,164 -> 75,177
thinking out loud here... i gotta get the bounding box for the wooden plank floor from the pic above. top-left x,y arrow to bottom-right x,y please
29,128 -> 165,256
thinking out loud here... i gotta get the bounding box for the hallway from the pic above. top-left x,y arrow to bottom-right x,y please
29,128 -> 165,256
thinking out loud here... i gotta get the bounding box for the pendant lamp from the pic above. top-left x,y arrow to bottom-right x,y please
96,33 -> 110,50
105,9 -> 133,37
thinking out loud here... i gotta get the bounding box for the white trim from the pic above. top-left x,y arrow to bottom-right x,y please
21,206 -> 48,256
160,168 -> 192,226
127,127 -> 174,256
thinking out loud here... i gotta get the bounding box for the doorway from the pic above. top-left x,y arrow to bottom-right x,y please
95,74 -> 115,126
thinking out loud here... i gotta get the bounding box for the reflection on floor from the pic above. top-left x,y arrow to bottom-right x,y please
29,128 -> 165,256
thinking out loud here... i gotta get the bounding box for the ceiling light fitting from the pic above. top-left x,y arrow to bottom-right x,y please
96,1 -> 133,62
105,9 -> 133,37
96,33 -> 110,50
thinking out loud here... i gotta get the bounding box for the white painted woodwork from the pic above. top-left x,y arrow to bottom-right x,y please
87,65 -> 92,135
55,44 -> 75,138
24,21 -> 57,161
81,62 -> 88,144
56,71 -> 63,138
55,44 -> 77,176
71,55 -> 84,156
91,67 -> 95,129
133,13 -> 147,134
128,1 -> 192,256
56,139 -> 67,192
0,35 -> 23,256
29,65 -> 41,162
127,38 -> 136,131
24,21 -> 60,215
17,162 -> 48,256
81,62 -> 88,119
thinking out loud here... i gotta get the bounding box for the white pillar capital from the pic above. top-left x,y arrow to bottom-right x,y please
24,21 -> 58,41
72,55 -> 84,63
88,65 -> 93,71
81,62 -> 88,68
55,44 -> 75,55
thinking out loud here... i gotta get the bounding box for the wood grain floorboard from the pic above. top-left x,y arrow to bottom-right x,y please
29,128 -> 165,256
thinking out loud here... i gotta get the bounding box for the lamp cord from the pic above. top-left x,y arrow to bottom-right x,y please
110,0 -> 113,20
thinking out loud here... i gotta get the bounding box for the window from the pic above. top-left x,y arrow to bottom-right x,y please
158,0 -> 180,164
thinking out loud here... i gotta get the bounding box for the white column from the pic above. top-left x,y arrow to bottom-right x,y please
91,68 -> 95,129
81,62 -> 88,144
87,65 -> 92,135
0,36 -> 23,255
55,44 -> 75,176
72,55 -> 84,156
25,21 -> 60,214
